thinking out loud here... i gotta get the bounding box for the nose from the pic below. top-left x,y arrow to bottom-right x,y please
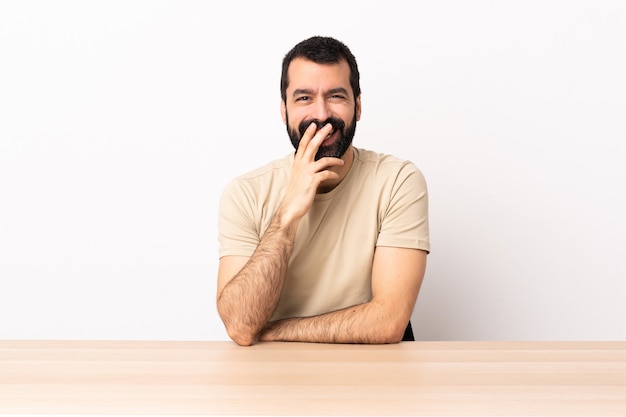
310,97 -> 332,121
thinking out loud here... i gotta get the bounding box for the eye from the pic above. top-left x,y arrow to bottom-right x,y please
295,96 -> 311,102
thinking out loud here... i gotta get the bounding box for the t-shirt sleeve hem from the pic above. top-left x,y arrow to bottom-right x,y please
376,238 -> 430,254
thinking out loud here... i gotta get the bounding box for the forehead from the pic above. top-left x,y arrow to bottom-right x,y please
286,57 -> 352,94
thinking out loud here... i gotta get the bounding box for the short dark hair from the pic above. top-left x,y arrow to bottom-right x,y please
280,36 -> 361,103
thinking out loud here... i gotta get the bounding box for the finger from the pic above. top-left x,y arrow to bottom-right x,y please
294,122 -> 319,160
303,123 -> 333,160
313,155 -> 345,172
314,163 -> 342,182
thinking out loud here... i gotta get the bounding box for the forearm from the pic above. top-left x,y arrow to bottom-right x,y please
217,210 -> 298,345
259,300 -> 408,344
218,124 -> 347,345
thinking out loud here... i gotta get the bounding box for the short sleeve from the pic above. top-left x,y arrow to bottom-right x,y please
217,179 -> 261,258
376,162 -> 430,253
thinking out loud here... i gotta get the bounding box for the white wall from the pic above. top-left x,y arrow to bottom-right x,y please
1,0 -> 624,341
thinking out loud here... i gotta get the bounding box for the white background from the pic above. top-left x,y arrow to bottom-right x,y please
1,0 -> 625,341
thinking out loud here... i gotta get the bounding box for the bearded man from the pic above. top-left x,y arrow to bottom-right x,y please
216,36 -> 430,346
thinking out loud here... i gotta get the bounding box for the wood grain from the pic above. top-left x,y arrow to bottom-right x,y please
1,340 -> 625,415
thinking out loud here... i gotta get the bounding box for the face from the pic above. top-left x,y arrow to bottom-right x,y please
281,58 -> 361,160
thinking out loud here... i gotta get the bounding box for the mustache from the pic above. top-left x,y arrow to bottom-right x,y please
298,118 -> 345,137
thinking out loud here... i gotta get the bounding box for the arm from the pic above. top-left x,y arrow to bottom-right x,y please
258,246 -> 427,344
217,123 -> 343,346
216,213 -> 296,346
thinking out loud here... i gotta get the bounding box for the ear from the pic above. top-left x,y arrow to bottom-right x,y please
355,95 -> 362,121
280,99 -> 287,124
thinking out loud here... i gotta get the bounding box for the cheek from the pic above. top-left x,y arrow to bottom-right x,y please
286,109 -> 307,128
336,104 -> 357,121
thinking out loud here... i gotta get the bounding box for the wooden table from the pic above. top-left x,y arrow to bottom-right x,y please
1,340 -> 625,416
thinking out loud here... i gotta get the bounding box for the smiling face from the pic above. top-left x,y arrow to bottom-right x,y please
281,57 -> 361,160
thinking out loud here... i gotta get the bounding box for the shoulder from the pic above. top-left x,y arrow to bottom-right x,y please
233,153 -> 292,184
354,147 -> 426,183
222,153 -> 293,198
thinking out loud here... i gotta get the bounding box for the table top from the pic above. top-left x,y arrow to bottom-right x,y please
1,340 -> 625,416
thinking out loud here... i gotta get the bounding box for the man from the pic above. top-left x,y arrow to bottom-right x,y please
217,36 -> 430,346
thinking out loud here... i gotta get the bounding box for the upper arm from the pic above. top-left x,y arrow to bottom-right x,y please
370,246 -> 427,330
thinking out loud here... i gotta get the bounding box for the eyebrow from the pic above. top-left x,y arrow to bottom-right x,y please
291,87 -> 350,97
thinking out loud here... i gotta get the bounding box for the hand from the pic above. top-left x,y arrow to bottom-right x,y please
279,123 -> 345,225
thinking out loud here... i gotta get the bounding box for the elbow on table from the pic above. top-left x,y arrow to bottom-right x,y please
225,327 -> 258,347
217,307 -> 258,346
379,329 -> 404,344
377,320 -> 411,344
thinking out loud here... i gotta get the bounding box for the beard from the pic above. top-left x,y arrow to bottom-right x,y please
286,110 -> 357,160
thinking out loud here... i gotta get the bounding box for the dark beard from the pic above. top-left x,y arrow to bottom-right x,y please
287,112 -> 357,160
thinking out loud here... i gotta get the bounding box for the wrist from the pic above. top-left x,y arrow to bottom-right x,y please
275,205 -> 302,233
258,321 -> 277,342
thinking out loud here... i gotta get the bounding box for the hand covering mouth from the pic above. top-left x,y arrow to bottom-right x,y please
298,117 -> 345,138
